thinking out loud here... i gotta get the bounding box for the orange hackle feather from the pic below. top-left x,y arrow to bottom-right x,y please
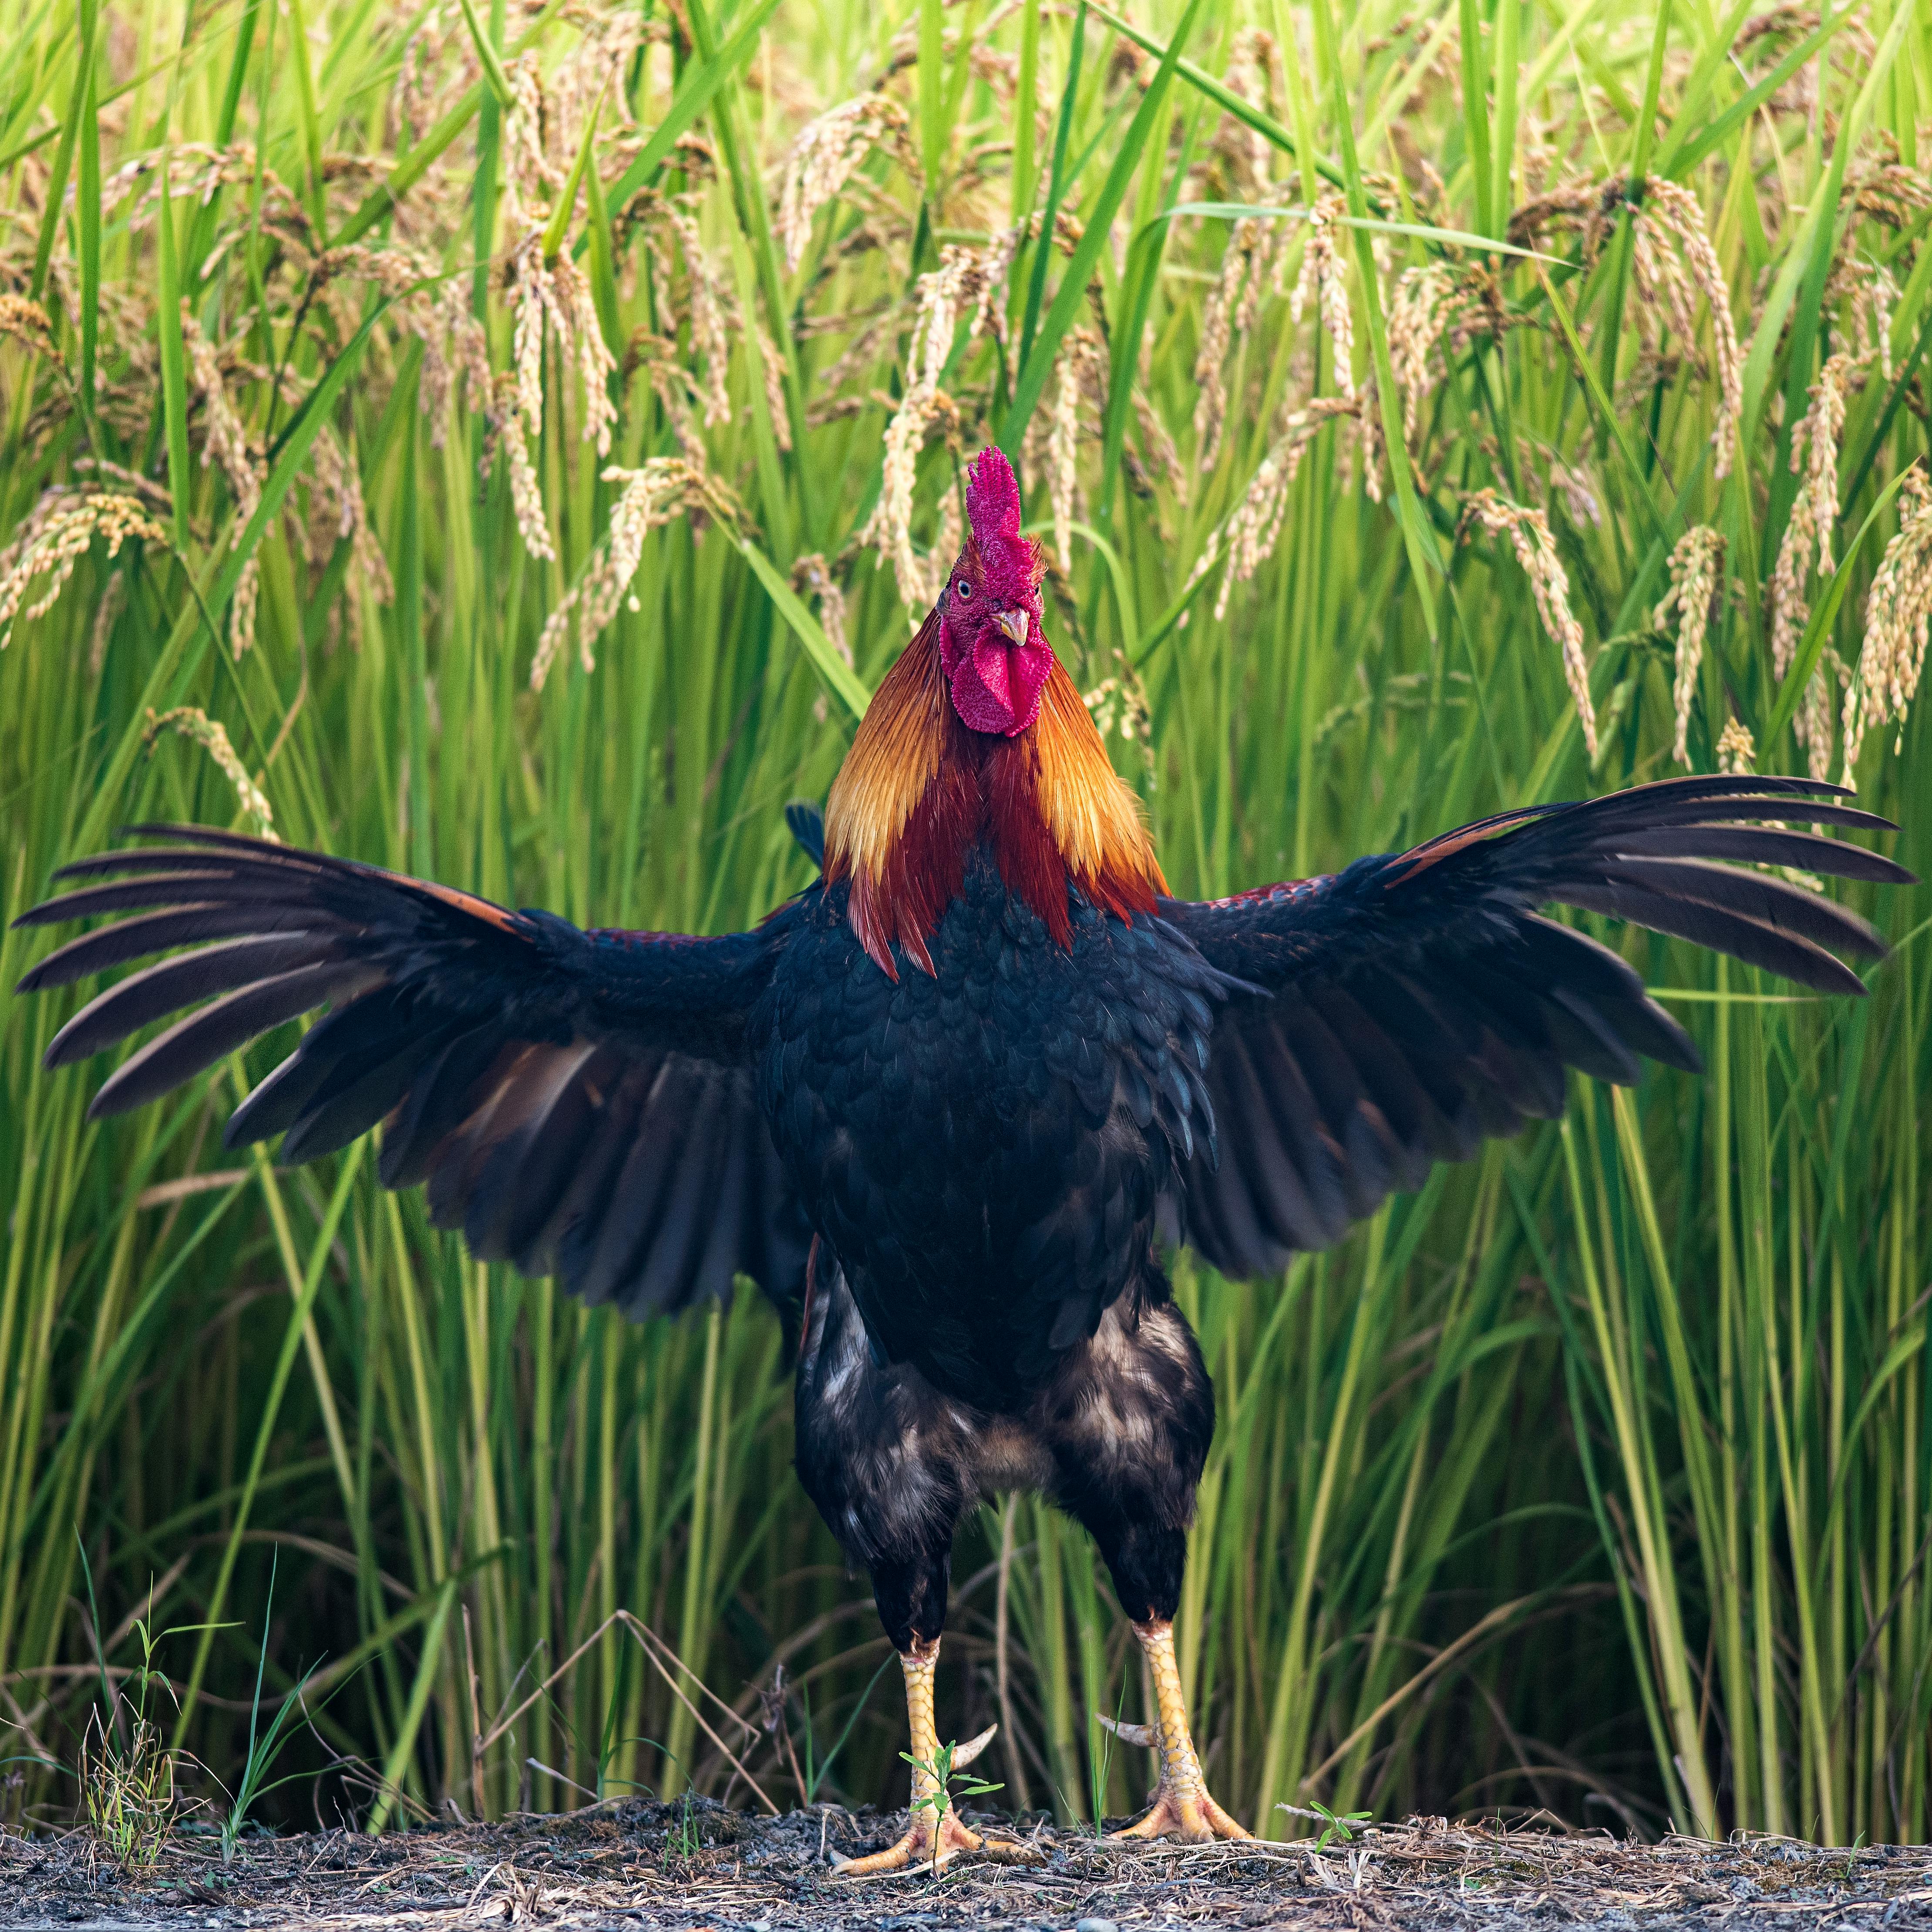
824,616 -> 1165,977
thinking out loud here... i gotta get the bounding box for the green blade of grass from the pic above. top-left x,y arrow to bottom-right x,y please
364,1576 -> 458,1834
592,0 -> 784,230
736,537 -> 870,720
1312,0 -> 1441,636
74,0 -> 100,423
542,91 -> 602,260
918,0 -> 943,195
27,0 -> 97,301
451,0 -> 515,110
1458,0 -> 1494,238
1000,0 -> 1206,457
1658,10 -> 1847,182
67,298 -> 388,859
1016,0 -> 1085,375
1085,1 -> 1343,191
155,151 -> 192,552
331,0 -> 566,249
283,0 -> 327,232
170,1143 -> 365,1744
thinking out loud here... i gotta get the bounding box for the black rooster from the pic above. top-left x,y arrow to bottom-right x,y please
15,448 -> 1913,1862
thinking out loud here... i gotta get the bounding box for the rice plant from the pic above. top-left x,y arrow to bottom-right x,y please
0,0 -> 1926,1849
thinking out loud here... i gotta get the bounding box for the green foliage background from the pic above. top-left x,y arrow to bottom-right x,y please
1,0 -> 1928,1846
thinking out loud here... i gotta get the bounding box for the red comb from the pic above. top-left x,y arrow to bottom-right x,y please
965,447 -> 1023,544
963,447 -> 1039,604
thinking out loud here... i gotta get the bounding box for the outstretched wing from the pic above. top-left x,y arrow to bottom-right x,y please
1161,776 -> 1915,1279
13,826 -> 808,1315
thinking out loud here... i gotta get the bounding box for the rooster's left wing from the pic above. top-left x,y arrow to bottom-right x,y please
1160,776 -> 1914,1279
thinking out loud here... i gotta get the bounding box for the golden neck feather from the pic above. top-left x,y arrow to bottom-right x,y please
823,619 -> 1165,973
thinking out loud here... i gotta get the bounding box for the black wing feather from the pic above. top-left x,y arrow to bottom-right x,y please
13,826 -> 809,1317
1165,776 -> 1913,1278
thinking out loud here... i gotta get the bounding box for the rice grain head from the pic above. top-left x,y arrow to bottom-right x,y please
791,553 -> 850,665
754,324 -> 794,451
1387,263 -> 1458,445
1464,488 -> 1596,757
0,493 -> 172,650
183,309 -> 264,655
1654,526 -> 1725,766
1841,466 -> 1932,785
1716,714 -> 1755,776
495,371 -> 557,563
1631,178 -> 1743,478
777,93 -> 915,270
1193,217 -> 1273,468
1050,328 -> 1106,572
0,293 -> 58,360
504,52 -> 559,227
1769,352 -> 1857,776
858,235 -> 1015,606
530,461 -> 743,690
1213,396 -> 1359,620
144,706 -> 277,838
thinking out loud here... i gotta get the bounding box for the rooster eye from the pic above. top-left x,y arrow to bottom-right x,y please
954,579 -> 971,600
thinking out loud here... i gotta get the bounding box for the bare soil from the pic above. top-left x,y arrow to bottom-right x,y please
4,1804 -> 1929,1932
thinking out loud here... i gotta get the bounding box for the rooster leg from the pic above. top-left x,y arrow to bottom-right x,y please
1108,1618 -> 1251,1842
1042,1297 -> 1248,1842
831,1638 -> 986,1875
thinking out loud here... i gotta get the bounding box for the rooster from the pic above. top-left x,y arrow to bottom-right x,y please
15,447 -> 1913,1863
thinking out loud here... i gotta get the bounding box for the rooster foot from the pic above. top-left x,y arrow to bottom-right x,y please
831,1808 -> 983,1876
1109,1780 -> 1251,1843
1102,1618 -> 1254,1844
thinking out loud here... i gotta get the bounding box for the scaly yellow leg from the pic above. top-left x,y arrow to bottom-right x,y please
1109,1619 -> 1251,1842
831,1640 -> 988,1875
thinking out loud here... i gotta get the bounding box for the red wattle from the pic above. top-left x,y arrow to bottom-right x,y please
972,637 -> 1013,714
946,628 -> 1050,737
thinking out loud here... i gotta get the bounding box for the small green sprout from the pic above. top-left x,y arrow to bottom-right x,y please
1276,1798 -> 1373,1852
900,1740 -> 1004,1875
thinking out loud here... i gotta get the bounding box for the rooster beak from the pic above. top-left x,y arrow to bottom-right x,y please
993,607 -> 1030,647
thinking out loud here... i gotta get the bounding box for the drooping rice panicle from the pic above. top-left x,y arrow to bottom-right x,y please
1842,466 -> 1932,784
777,93 -> 915,269
1464,488 -> 1596,757
0,494 -> 171,649
144,705 -> 277,837
1653,527 -> 1725,767
531,461 -> 744,690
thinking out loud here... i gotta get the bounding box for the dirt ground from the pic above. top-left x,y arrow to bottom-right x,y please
4,1802 -> 1930,1932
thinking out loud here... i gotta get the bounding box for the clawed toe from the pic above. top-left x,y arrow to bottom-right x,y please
831,1811 -> 983,1876
1108,1783 -> 1252,1843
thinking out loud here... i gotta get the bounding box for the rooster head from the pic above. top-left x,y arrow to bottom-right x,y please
938,446 -> 1051,737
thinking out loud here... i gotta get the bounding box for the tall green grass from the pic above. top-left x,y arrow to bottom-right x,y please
0,0 -> 1927,1848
